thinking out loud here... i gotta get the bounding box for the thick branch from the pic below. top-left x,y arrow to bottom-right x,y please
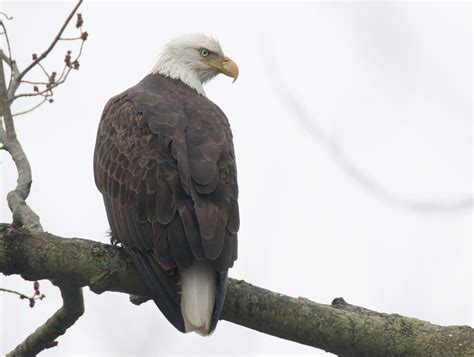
0,224 -> 472,356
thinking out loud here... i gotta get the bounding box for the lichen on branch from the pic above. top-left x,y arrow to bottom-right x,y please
0,224 -> 472,356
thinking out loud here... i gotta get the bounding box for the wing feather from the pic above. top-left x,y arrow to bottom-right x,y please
152,222 -> 175,270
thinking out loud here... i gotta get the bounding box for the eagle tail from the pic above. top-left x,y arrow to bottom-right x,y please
179,260 -> 216,335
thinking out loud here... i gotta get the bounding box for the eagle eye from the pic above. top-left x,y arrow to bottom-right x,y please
200,48 -> 210,57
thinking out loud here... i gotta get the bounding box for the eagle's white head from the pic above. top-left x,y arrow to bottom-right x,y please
152,33 -> 239,96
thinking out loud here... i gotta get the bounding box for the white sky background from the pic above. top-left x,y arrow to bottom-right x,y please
0,1 -> 472,356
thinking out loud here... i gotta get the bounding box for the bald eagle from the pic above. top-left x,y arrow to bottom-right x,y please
93,33 -> 239,335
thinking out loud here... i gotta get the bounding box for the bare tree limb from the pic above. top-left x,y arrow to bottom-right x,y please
0,12 -> 13,21
15,0 -> 83,84
0,49 -> 13,66
262,44 -> 473,212
0,50 -> 42,232
0,17 -> 14,89
0,224 -> 472,356
19,79 -> 50,86
13,42 -> 84,103
12,98 -> 48,117
0,287 -> 33,300
11,29 -> 86,104
0,3 -> 86,355
6,284 -> 84,357
0,282 -> 46,308
0,50 -> 20,98
35,61 -> 50,80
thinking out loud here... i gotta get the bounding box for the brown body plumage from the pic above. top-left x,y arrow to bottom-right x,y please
93,73 -> 239,333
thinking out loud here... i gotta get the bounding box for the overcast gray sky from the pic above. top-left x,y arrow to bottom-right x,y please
1,1 -> 472,356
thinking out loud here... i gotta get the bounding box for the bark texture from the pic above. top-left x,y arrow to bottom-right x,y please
0,224 -> 472,356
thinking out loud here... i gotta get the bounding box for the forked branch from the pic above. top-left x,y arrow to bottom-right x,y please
15,0 -> 83,84
0,1 -> 86,355
0,51 -> 42,232
6,284 -> 84,357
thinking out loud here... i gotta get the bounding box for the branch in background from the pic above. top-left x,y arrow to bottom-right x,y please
0,12 -> 13,20
0,224 -> 472,356
262,45 -> 473,212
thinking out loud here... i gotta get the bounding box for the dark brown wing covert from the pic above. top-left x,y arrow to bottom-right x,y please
93,74 -> 239,332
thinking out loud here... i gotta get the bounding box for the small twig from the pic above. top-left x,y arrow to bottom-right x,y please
60,36 -> 82,41
12,98 -> 48,117
36,61 -> 50,80
16,0 -> 83,84
12,40 -> 84,103
0,282 -> 46,308
0,287 -> 30,299
20,79 -> 49,86
0,19 -> 14,89
0,12 -> 13,20
12,87 -> 53,100
6,284 -> 84,357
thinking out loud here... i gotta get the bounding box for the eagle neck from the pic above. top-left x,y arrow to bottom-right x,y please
152,58 -> 206,96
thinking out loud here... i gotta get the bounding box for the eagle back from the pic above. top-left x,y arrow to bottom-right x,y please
94,73 -> 239,273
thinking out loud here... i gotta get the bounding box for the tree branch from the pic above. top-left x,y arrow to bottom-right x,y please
0,49 -> 42,232
262,44 -> 473,212
12,39 -> 85,103
0,4 -> 86,354
0,224 -> 472,356
12,97 -> 48,117
15,0 -> 83,84
0,50 -> 20,98
6,284 -> 84,357
0,282 -> 45,308
0,16 -> 14,89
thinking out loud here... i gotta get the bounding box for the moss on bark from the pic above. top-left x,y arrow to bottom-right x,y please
1,224 -> 472,356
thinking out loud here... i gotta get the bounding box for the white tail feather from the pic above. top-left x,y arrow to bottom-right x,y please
179,260 -> 216,335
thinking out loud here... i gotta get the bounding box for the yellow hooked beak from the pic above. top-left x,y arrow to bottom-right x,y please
203,56 -> 239,83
